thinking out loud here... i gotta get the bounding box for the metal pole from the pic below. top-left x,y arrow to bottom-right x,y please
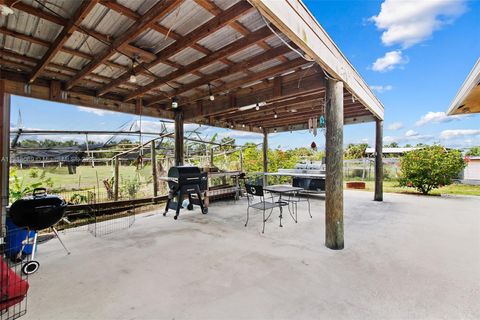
0,82 -> 10,240
174,110 -> 184,166
262,129 -> 268,186
325,78 -> 344,250
151,142 -> 158,197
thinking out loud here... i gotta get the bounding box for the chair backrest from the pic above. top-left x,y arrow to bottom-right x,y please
245,183 -> 264,197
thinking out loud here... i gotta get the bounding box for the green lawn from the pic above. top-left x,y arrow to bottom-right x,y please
355,180 -> 480,196
14,165 -> 152,191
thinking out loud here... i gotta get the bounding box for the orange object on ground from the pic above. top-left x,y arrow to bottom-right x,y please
346,181 -> 366,189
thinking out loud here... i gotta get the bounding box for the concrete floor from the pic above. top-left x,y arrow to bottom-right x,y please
23,190 -> 479,320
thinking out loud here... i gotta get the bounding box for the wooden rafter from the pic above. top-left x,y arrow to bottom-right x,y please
29,0 -> 100,83
122,26 -> 273,101
238,102 -> 363,125
182,66 -> 323,120
182,57 -> 308,105
172,45 -> 290,97
65,0 -> 183,90
96,1 -> 253,96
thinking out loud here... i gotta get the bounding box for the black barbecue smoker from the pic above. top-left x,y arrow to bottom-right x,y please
163,166 -> 208,220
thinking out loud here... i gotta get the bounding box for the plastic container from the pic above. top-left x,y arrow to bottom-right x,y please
5,217 -> 37,259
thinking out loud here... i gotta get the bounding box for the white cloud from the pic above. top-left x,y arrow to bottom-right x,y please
405,129 -> 418,137
370,0 -> 466,48
384,130 -> 433,145
440,129 -> 480,140
372,50 -> 408,72
370,85 -> 393,93
387,122 -> 403,130
77,106 -> 116,116
415,111 -> 467,126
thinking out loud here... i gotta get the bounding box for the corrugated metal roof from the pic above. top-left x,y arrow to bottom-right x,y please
198,61 -> 228,75
158,1 -> 214,37
169,47 -> 206,66
86,6 -> 134,39
197,25 -> 243,52
227,44 -> 265,63
25,0 -> 82,18
117,0 -> 160,16
248,59 -> 282,73
220,72 -> 247,83
175,73 -> 201,85
213,0 -> 241,10
236,11 -> 265,32
148,62 -> 177,77
265,33 -> 290,48
134,29 -> 175,54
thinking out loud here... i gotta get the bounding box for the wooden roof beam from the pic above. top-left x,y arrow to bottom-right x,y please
28,0 -> 99,83
171,45 -> 290,97
183,57 -> 308,106
182,63 -> 321,120
237,102 -> 363,125
65,0 -> 182,90
99,0 -> 140,20
193,0 -> 282,62
96,1 -> 253,97
122,26 -> 272,101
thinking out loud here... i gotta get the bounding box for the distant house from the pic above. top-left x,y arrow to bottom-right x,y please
462,156 -> 480,183
447,59 -> 480,115
365,147 -> 417,157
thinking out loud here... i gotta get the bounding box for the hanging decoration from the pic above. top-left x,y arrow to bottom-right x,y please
311,141 -> 317,150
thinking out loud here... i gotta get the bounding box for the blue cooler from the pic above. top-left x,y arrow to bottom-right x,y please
5,217 -> 37,259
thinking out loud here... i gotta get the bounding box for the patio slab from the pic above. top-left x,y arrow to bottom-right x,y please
23,190 -> 480,319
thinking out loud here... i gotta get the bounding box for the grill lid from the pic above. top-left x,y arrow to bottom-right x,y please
9,188 -> 66,230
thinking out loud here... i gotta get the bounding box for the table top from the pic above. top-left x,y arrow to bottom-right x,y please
263,185 -> 304,193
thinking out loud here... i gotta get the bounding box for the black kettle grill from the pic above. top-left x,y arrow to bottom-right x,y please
163,166 -> 208,220
8,188 -> 70,274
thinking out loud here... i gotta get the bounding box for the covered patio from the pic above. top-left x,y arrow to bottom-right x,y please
22,191 -> 480,319
0,0 -> 384,251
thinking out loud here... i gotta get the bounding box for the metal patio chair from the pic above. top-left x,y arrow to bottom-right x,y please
244,183 -> 288,233
285,192 -> 312,222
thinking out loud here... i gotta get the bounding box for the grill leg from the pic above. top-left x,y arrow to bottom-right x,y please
196,190 -> 207,214
174,191 -> 183,220
163,198 -> 170,216
51,227 -> 70,255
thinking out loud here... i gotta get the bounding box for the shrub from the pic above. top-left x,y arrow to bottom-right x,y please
398,146 -> 466,194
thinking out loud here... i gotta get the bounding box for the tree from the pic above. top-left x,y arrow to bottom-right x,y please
344,143 -> 368,159
384,142 -> 399,148
398,145 -> 466,194
466,146 -> 480,156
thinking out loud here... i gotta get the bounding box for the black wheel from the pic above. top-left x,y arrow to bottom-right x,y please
163,212 -> 167,216
22,260 -> 40,275
187,203 -> 193,210
174,215 -> 178,220
202,207 -> 208,214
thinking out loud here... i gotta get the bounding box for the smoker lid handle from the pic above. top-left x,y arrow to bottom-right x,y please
33,188 -> 47,198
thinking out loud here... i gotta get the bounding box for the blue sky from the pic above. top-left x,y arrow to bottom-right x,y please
10,0 -> 480,150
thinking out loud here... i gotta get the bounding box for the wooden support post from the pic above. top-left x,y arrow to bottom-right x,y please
262,129 -> 268,186
374,119 -> 383,201
174,110 -> 184,166
0,82 -> 10,239
114,157 -> 119,201
151,142 -> 158,197
325,78 -> 344,250
209,148 -> 214,167
239,148 -> 244,172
